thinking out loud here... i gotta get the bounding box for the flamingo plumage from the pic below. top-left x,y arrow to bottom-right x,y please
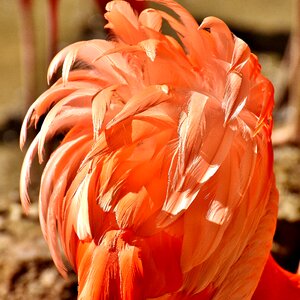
95,0 -> 146,14
20,0 -> 300,299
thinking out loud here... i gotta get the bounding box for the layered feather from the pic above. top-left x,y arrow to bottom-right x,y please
20,1 -> 285,299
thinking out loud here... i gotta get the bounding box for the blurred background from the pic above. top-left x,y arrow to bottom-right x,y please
0,0 -> 299,299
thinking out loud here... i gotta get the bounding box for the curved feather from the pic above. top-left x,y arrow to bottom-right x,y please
19,1 -> 290,299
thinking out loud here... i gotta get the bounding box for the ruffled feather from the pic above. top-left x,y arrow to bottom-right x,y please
20,1 -> 283,299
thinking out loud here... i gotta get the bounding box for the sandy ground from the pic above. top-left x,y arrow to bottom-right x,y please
0,0 -> 299,299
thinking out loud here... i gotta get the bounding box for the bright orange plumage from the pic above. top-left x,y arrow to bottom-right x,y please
20,0 -> 300,299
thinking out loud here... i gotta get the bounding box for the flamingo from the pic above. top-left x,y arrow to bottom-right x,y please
18,0 -> 36,109
18,0 -> 147,110
45,0 -> 147,59
18,0 -> 59,110
20,0 -> 300,299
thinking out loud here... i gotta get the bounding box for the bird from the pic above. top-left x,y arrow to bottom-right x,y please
18,0 -> 37,109
45,0 -> 147,59
17,0 -> 147,110
19,0 -> 300,299
18,0 -> 60,111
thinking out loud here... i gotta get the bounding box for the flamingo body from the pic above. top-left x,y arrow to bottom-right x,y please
20,0 -> 300,299
253,255 -> 300,300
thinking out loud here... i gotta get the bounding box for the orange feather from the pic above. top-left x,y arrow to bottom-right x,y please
20,0 -> 300,299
